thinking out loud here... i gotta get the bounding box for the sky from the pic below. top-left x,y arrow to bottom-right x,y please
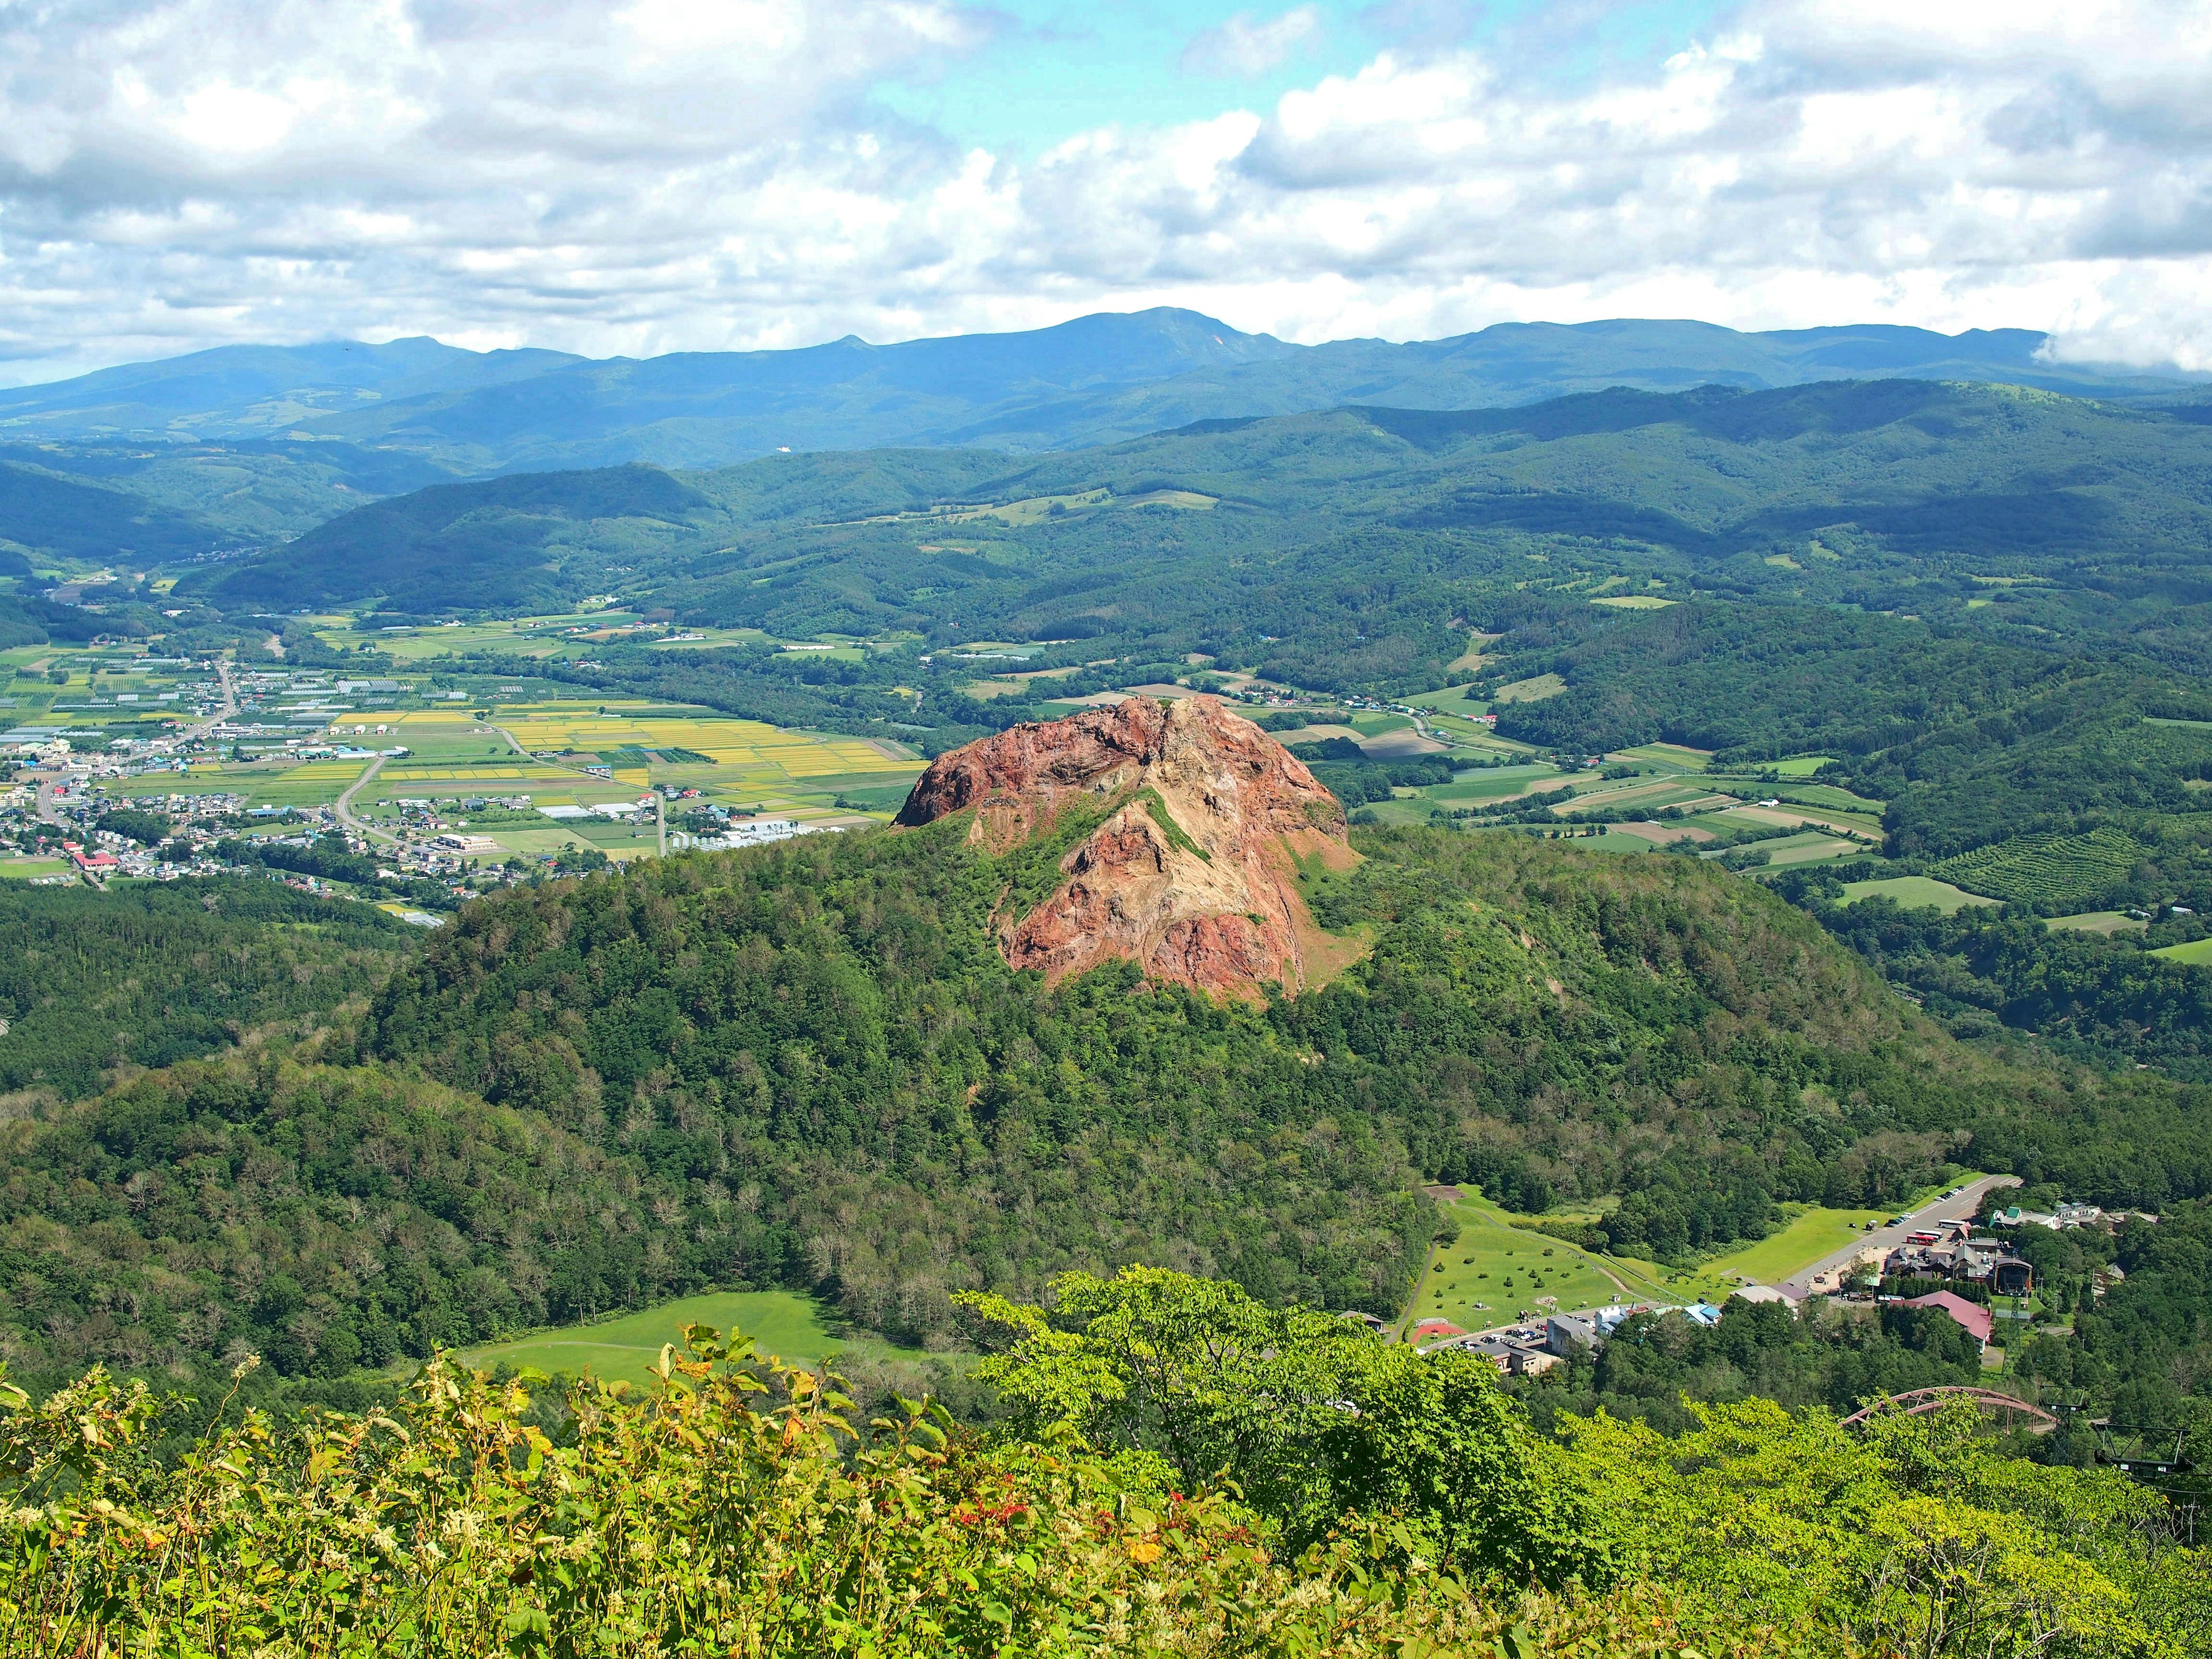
3,0 -> 2211,384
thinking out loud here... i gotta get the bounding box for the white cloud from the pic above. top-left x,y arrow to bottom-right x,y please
1181,7 -> 1327,81
3,0 -> 2212,382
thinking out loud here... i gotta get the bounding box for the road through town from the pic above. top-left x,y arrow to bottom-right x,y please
1774,1173 -> 2021,1301
334,753 -> 395,844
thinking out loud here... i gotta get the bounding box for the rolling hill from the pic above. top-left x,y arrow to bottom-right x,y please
194,376 -> 2212,673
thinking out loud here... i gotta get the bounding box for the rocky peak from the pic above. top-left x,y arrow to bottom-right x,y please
895,696 -> 1355,998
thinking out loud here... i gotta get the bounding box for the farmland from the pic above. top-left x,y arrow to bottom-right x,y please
1840,875 -> 1999,914
1930,825 -> 2144,907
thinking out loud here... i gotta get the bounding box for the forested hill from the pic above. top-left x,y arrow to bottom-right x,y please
10,824 -> 2206,1399
183,377 -> 2212,683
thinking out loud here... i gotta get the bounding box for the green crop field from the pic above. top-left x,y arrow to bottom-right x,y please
2152,935 -> 2212,964
1758,834 -> 1864,866
1422,764 -> 1567,803
460,1291 -> 874,1384
1930,825 -> 2142,907
1841,875 -> 2001,914
1612,743 -> 1711,770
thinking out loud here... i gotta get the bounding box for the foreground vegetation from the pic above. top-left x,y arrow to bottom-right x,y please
3,1268 -> 2203,1657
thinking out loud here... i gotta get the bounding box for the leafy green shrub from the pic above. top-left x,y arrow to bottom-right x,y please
0,1335 -> 1789,1659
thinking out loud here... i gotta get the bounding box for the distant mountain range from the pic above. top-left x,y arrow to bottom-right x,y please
5,310 -> 2206,475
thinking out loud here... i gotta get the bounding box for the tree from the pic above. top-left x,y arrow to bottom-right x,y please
958,1264 -> 1619,1588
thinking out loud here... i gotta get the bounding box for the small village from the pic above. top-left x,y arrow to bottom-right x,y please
1381,1192 -> 2147,1378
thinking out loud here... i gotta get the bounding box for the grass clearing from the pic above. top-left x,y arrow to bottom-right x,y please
1408,1194 -> 1636,1332
459,1291 -> 916,1385
1491,673 -> 1567,704
1841,876 -> 2000,914
2152,935 -> 2212,964
2049,911 -> 2149,935
1668,1208 -> 1888,1301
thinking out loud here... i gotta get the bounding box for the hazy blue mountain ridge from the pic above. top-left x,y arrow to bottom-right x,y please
7,310 -> 2206,476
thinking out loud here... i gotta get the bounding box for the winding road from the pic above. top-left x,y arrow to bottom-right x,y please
334,753 -> 396,844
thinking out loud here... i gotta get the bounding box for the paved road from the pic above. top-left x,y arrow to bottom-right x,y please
335,753 -> 396,844
1775,1173 -> 2021,1301
181,659 -> 237,743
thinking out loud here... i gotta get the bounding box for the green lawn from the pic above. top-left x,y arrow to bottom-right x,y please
2048,911 -> 2149,935
0,857 -> 73,882
461,1291 -> 869,1384
1841,876 -> 1999,915
1672,1207 -> 1887,1299
1408,1195 -> 1633,1332
2152,935 -> 2212,964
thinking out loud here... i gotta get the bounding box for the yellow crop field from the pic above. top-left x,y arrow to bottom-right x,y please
493,704 -> 905,779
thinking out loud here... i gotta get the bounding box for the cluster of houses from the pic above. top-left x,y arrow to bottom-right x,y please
1362,1301 -> 1730,1374
1361,1196 -> 2147,1372
1872,1217 -> 2037,1296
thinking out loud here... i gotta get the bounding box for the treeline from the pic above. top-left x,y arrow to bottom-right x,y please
220,831 -> 463,910
365,821 -> 2211,1317
1480,603 -> 2072,763
0,880 -> 412,1101
0,1052 -> 738,1397
1514,1292 -> 1987,1436
1786,881 -> 2212,1078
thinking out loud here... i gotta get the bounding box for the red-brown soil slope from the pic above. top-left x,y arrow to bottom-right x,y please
895,697 -> 1354,997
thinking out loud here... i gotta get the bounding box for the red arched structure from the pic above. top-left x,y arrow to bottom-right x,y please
1839,1387 -> 2059,1433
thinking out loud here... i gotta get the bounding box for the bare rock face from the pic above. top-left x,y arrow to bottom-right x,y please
895,697 -> 1354,998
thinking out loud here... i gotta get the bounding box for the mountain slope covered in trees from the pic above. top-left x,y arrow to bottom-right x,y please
16,817 -> 2206,1399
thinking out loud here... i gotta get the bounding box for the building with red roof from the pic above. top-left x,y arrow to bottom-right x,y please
1902,1290 -> 1994,1349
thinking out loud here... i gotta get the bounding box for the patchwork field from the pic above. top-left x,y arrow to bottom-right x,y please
1612,743 -> 1713,769
1749,832 -> 1866,867
179,694 -> 925,849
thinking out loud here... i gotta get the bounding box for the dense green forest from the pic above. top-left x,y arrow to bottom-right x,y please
0,880 -> 413,1101
14,824 -> 2212,1407
1775,879 -> 2212,1078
